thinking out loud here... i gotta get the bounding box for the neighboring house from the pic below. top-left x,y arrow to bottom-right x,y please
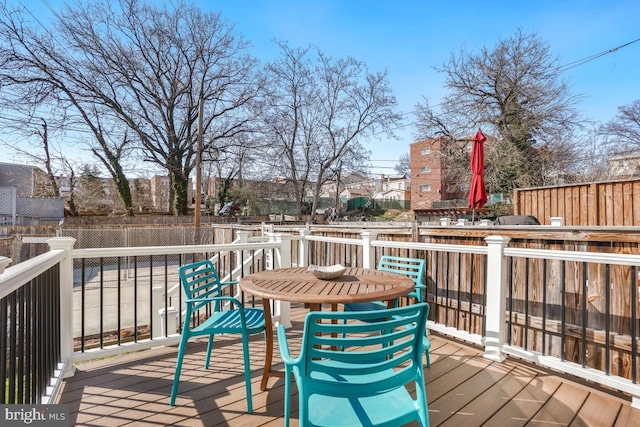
150,175 -> 172,212
131,178 -> 154,212
373,174 -> 411,209
379,174 -> 409,192
0,163 -> 64,225
339,186 -> 371,201
149,175 -> 193,212
607,151 -> 640,177
0,162 -> 49,196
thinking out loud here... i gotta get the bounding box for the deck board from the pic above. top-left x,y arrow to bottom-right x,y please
571,392 -> 623,427
56,303 -> 640,426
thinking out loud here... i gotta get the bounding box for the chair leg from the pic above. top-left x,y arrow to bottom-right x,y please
169,334 -> 190,406
283,366 -> 291,427
204,334 -> 214,369
241,334 -> 254,413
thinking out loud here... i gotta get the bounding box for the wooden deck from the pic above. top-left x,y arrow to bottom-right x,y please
56,303 -> 640,426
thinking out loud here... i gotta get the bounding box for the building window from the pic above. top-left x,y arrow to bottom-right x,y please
420,184 -> 431,192
420,166 -> 431,173
420,148 -> 431,155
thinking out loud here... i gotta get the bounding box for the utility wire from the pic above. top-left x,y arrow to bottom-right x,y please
557,37 -> 640,72
387,36 -> 640,127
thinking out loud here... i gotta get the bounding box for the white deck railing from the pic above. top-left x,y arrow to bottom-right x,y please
2,229 -> 640,407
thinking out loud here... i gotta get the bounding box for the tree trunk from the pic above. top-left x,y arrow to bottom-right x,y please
170,169 -> 190,216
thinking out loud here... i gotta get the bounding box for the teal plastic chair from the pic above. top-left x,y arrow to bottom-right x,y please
344,255 -> 431,366
278,303 -> 431,427
169,260 -> 265,412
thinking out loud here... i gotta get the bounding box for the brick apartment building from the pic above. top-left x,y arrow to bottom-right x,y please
410,138 -> 446,210
410,137 -> 468,211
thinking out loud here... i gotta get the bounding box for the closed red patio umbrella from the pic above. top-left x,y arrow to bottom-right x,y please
469,129 -> 487,222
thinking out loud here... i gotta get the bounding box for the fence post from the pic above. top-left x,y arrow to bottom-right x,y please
361,231 -> 378,268
47,237 -> 77,377
299,229 -> 310,267
269,233 -> 292,328
483,235 -> 511,362
0,256 -> 11,273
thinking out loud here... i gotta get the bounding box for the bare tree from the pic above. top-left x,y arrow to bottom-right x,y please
600,99 -> 640,152
260,41 -> 401,218
0,0 -> 260,215
394,153 -> 411,176
0,2 -> 137,214
75,164 -> 106,213
0,91 -> 85,214
415,29 -> 583,195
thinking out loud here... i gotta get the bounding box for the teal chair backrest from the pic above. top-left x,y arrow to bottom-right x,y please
179,259 -> 226,317
377,255 -> 426,302
280,303 -> 430,426
171,259 -> 265,412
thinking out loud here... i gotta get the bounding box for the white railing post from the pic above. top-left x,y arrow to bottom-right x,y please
237,230 -> 250,245
268,233 -> 292,327
483,235 -> 511,362
361,231 -> 378,269
272,233 -> 292,269
47,237 -> 77,377
152,286 -> 169,338
299,229 -> 310,267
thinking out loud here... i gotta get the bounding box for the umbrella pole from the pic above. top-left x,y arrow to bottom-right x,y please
472,207 -> 476,225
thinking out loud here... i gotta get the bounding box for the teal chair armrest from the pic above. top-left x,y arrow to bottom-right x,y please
220,280 -> 239,287
406,284 -> 426,302
277,324 -> 299,366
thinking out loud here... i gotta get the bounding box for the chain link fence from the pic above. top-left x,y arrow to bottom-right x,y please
60,226 -> 215,287
0,186 -> 16,225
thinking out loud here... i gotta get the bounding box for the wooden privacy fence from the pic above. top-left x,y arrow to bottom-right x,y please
514,178 -> 640,226
419,227 -> 640,387
305,225 -> 640,386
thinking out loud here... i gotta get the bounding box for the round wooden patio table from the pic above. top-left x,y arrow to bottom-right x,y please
239,266 -> 415,390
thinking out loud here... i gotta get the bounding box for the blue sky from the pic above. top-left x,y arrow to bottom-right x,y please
204,0 -> 640,174
29,0 -> 640,176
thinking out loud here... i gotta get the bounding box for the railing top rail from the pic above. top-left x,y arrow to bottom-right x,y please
371,239 -> 488,255
0,249 -> 66,299
71,241 -> 280,259
505,247 -> 640,266
304,234 -> 364,246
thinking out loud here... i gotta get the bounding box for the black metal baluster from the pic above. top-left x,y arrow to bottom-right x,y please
561,261 -> 566,362
507,257 -> 514,345
468,253 -> 474,334
631,265 -> 637,383
581,262 -> 587,368
9,291 -> 17,403
100,258 -> 105,348
81,259 -> 86,352
134,256 -> 138,342
149,255 -> 153,340
525,258 -> 530,351
542,259 -> 547,356
605,264 -> 611,375
117,257 -> 122,345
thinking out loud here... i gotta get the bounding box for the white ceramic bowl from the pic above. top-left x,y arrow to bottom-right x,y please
307,264 -> 346,280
